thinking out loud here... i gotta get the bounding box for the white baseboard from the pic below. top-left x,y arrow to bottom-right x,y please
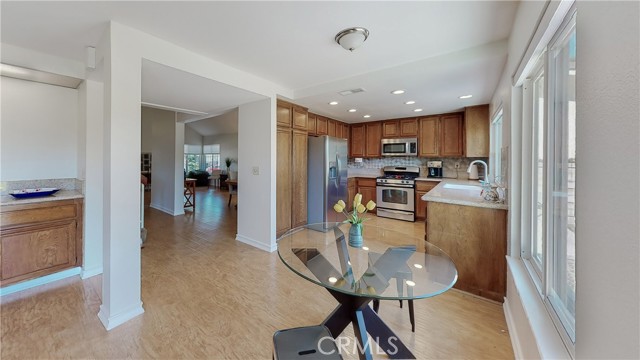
235,234 -> 276,252
0,267 -> 81,296
504,296 -> 524,359
150,203 -> 184,216
98,302 -> 144,331
81,266 -> 103,279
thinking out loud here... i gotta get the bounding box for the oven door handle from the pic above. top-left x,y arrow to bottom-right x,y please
376,184 -> 415,189
379,208 -> 413,215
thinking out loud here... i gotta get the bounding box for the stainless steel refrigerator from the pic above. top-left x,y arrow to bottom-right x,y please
307,135 -> 348,231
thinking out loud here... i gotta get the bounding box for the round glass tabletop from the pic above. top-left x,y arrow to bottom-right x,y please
277,222 -> 458,300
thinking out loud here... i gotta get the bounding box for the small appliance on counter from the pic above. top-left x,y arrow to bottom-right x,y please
427,161 -> 443,178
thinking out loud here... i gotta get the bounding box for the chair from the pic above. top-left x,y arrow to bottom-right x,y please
273,325 -> 342,360
209,169 -> 222,188
369,252 -> 416,332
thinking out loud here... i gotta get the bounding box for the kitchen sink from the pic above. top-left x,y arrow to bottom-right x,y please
443,183 -> 482,191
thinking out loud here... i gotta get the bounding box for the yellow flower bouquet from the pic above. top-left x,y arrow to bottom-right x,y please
333,193 -> 376,225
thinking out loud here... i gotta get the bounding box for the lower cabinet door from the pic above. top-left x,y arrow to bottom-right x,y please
1,221 -> 77,285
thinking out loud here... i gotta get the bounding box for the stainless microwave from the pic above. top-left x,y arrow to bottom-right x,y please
381,138 -> 418,156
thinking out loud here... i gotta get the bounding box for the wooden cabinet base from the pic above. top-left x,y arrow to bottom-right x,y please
1,199 -> 83,287
425,201 -> 506,302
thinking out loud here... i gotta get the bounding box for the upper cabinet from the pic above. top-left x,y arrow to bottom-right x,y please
418,113 -> 463,157
277,101 -> 292,127
365,122 -> 382,157
465,105 -> 490,157
316,115 -> 328,135
328,119 -> 337,137
350,124 -> 366,158
382,120 -> 400,137
382,118 -> 418,138
278,100 -> 308,130
440,114 -> 464,157
418,116 -> 440,157
307,113 -> 317,135
292,105 -> 308,130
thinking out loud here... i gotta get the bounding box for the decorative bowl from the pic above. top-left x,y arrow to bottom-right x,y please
9,188 -> 60,199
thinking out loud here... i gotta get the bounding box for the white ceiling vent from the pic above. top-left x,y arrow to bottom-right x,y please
339,88 -> 366,96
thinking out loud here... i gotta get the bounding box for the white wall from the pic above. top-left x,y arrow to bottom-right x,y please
575,2 -> 639,358
184,125 -> 203,146
493,1 -> 640,359
144,107 -> 184,216
203,133 -> 238,171
236,98 -> 275,251
1,77 -> 79,181
81,79 -> 105,279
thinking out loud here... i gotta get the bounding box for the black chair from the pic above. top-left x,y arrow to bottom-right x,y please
369,252 -> 416,332
273,325 -> 342,360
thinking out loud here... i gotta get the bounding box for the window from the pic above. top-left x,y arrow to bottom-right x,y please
490,108 -> 503,184
184,144 -> 202,173
203,144 -> 220,174
522,10 -> 576,348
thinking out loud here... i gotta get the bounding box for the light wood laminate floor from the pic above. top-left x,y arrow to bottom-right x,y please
1,187 -> 514,359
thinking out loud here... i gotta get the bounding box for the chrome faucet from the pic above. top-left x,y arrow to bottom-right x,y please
467,160 -> 489,184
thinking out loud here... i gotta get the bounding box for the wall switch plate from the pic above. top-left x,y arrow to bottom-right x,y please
252,166 -> 260,175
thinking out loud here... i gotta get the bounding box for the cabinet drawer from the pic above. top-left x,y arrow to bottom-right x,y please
1,203 -> 78,227
1,221 -> 77,283
356,178 -> 376,187
416,181 -> 438,192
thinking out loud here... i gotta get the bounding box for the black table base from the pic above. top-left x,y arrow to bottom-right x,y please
321,289 -> 415,360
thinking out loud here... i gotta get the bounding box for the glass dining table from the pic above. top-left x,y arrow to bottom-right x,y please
277,222 -> 458,360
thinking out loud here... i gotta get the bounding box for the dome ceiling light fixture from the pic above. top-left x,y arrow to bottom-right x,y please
335,27 -> 370,52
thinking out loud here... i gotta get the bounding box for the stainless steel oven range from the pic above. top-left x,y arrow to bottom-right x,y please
376,166 -> 420,222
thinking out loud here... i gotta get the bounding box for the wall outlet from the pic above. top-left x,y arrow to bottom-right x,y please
455,162 -> 460,169
252,166 -> 260,175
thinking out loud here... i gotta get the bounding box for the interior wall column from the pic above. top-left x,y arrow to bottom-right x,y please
96,23 -> 144,330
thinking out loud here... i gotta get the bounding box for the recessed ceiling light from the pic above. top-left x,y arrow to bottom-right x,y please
405,100 -> 416,105
414,108 -> 423,112
329,101 -> 339,105
363,115 -> 371,118
459,94 -> 473,99
391,89 -> 405,95
348,109 -> 357,112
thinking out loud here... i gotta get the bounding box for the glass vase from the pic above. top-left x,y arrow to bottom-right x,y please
348,223 -> 363,248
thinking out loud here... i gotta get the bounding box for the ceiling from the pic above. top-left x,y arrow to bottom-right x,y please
186,109 -> 239,138
1,1 -> 519,123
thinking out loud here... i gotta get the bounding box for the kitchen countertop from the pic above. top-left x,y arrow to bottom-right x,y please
1,190 -> 84,206
415,177 -> 443,182
421,179 -> 508,210
347,173 -> 379,179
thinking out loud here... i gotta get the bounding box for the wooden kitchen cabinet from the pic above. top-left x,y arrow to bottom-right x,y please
418,116 -> 440,157
292,105 -> 308,131
356,178 -> 377,214
277,101 -> 292,127
328,119 -> 337,137
382,120 -> 400,137
415,181 -> 438,220
307,113 -> 317,135
365,122 -> 382,158
291,129 -> 308,228
0,199 -> 83,286
425,201 -> 507,302
316,116 -> 328,135
440,114 -> 464,157
465,104 -> 490,157
347,178 -> 356,211
350,124 -> 366,158
399,118 -> 419,136
276,127 -> 293,237
418,113 -> 464,157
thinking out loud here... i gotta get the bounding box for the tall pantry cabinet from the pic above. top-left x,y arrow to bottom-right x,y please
276,100 -> 308,237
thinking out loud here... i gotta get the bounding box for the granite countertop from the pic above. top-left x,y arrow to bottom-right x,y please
1,190 -> 84,206
421,179 -> 508,210
415,177 -> 443,182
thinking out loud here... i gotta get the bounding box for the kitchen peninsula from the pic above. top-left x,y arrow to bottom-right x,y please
422,180 -> 507,302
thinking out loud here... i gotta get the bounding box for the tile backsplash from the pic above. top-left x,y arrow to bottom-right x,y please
347,156 -> 489,180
